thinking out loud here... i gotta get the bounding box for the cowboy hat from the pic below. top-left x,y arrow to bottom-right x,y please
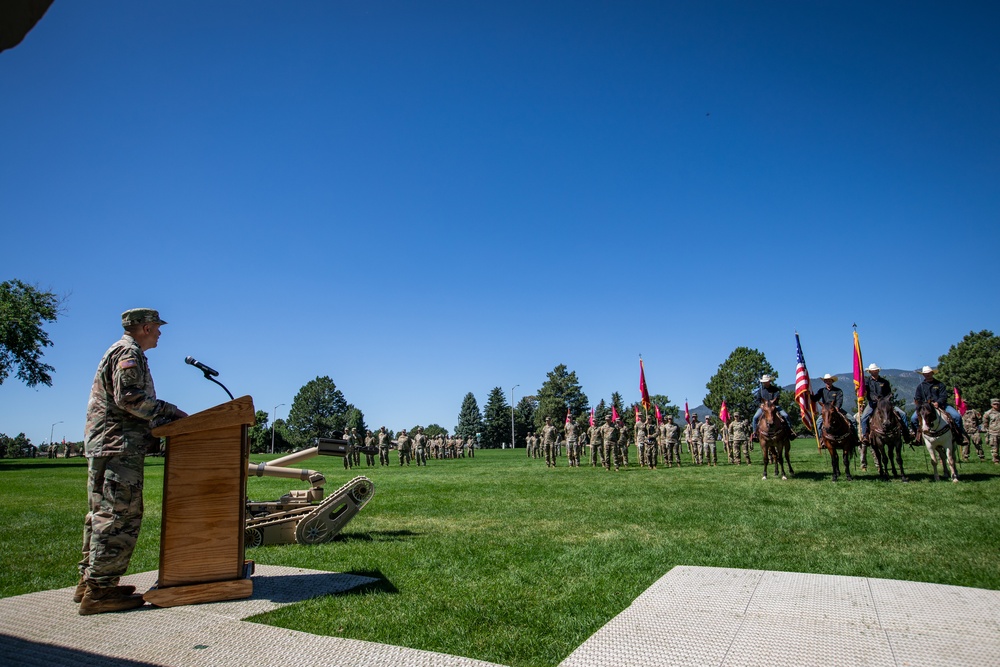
822,374 -> 838,382
867,363 -> 881,372
760,374 -> 774,383
920,365 -> 936,374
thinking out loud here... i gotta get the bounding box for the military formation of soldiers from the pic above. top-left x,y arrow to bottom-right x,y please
526,410 -> 756,471
340,425 -> 477,469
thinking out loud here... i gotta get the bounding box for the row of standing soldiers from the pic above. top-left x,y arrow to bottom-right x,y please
342,426 -> 476,469
526,412 -> 754,470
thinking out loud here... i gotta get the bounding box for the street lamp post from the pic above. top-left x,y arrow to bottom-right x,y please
510,385 -> 519,450
271,403 -> 285,454
50,420 -> 63,457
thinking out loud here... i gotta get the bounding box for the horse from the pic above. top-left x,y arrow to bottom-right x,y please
915,403 -> 959,482
869,396 -> 910,482
758,399 -> 792,480
818,402 -> 861,481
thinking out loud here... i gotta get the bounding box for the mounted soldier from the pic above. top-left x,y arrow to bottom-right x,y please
812,374 -> 855,433
752,375 -> 795,440
911,366 -> 968,446
860,364 -> 910,443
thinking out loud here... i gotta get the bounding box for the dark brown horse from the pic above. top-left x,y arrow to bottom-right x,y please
819,402 -> 860,481
758,399 -> 792,480
869,396 -> 910,482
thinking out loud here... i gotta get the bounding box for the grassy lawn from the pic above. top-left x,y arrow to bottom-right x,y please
2,443 -> 999,666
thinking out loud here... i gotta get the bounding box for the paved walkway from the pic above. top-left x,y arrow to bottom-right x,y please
1,565 -> 998,666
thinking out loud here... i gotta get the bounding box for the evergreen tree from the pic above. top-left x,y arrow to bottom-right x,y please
344,405 -> 367,436
937,330 -> 1000,410
704,347 -> 799,428
248,409 -> 271,454
456,392 -> 484,441
514,396 -> 537,446
534,364 -> 589,431
286,376 -> 349,448
594,398 -> 609,423
482,386 -> 511,448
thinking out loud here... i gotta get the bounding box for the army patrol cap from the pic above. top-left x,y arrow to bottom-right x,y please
121,308 -> 167,328
992,399 -> 999,405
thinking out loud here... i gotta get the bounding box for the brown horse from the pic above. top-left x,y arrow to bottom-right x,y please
869,396 -> 910,482
758,399 -> 792,480
819,402 -> 860,481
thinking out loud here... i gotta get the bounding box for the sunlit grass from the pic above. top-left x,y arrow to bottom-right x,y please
2,444 -> 999,666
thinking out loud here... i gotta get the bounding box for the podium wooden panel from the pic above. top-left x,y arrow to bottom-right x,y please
145,395 -> 255,607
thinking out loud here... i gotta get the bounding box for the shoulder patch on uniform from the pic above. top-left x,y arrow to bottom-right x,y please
119,359 -> 138,369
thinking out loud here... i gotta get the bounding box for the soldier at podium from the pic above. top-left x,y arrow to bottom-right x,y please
76,308 -> 188,615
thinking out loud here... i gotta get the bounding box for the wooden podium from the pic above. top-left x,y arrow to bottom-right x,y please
144,395 -> 256,607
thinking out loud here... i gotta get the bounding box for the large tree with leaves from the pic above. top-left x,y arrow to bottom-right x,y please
936,330 -> 1000,410
704,347 -> 798,427
0,280 -> 62,387
248,409 -> 271,454
534,364 -> 589,431
481,386 -> 511,448
286,376 -> 349,448
455,392 -> 484,440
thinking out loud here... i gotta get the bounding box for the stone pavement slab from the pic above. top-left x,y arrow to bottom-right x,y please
2,565 -> 998,667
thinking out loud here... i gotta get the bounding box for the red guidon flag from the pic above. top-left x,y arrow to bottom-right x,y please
719,399 -> 729,424
639,359 -> 652,414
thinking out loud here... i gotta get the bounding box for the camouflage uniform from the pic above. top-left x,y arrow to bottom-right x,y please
600,417 -> 621,471
396,430 -> 412,466
542,419 -> 559,467
982,401 -> 1000,464
466,436 -> 475,458
565,421 -> 580,467
699,418 -> 718,465
961,408 -> 985,461
587,424 -> 604,467
659,421 -> 680,466
377,427 -> 391,466
364,431 -> 376,466
413,429 -> 428,466
343,428 -> 354,469
684,422 -> 698,462
80,311 -> 181,590
728,415 -> 751,465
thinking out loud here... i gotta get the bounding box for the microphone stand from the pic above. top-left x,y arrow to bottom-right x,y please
200,370 -> 234,400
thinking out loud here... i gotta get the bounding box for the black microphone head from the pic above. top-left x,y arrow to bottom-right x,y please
185,356 -> 196,365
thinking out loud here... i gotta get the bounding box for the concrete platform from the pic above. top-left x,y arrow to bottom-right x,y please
1,565 -> 998,666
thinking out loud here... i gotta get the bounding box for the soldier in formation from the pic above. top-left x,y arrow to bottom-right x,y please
600,414 -> 622,471
377,426 -> 392,466
961,406 -> 985,462
588,419 -> 604,467
565,418 -> 581,467
728,411 -> 751,465
982,399 -> 1000,464
413,426 -> 429,466
659,417 -> 681,467
541,416 -> 559,467
364,430 -> 377,466
699,414 -> 718,466
396,428 -> 412,466
685,419 -> 698,462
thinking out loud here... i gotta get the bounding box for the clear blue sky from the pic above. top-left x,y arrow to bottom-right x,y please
2,1 -> 999,445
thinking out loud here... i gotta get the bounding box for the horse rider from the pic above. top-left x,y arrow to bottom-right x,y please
860,364 -> 910,443
911,366 -> 968,444
752,374 -> 795,439
812,374 -> 854,433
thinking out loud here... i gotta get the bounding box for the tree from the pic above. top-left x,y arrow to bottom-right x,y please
248,409 -> 271,454
344,405 -> 367,436
648,393 -> 680,420
482,386 -> 511,448
594,398 -> 609,423
705,347 -> 786,427
0,280 -> 62,387
513,396 -> 537,446
937,330 -> 1000,410
424,423 -> 448,437
455,392 -> 483,441
286,376 -> 349,449
534,364 -> 589,431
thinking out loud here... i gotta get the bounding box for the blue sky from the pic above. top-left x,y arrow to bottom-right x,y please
2,1 -> 999,445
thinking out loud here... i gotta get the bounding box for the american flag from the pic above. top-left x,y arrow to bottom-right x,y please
795,333 -> 815,431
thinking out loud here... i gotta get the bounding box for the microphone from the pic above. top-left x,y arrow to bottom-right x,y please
185,356 -> 219,377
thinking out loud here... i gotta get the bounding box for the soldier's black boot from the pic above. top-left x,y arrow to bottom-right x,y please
78,583 -> 145,615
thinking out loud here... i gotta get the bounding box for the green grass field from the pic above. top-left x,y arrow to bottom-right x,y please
2,443 -> 999,667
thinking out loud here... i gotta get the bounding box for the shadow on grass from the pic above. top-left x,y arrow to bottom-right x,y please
0,460 -> 89,471
333,529 -> 421,543
339,570 -> 399,595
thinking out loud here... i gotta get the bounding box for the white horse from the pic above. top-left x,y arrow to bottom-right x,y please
916,404 -> 958,483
